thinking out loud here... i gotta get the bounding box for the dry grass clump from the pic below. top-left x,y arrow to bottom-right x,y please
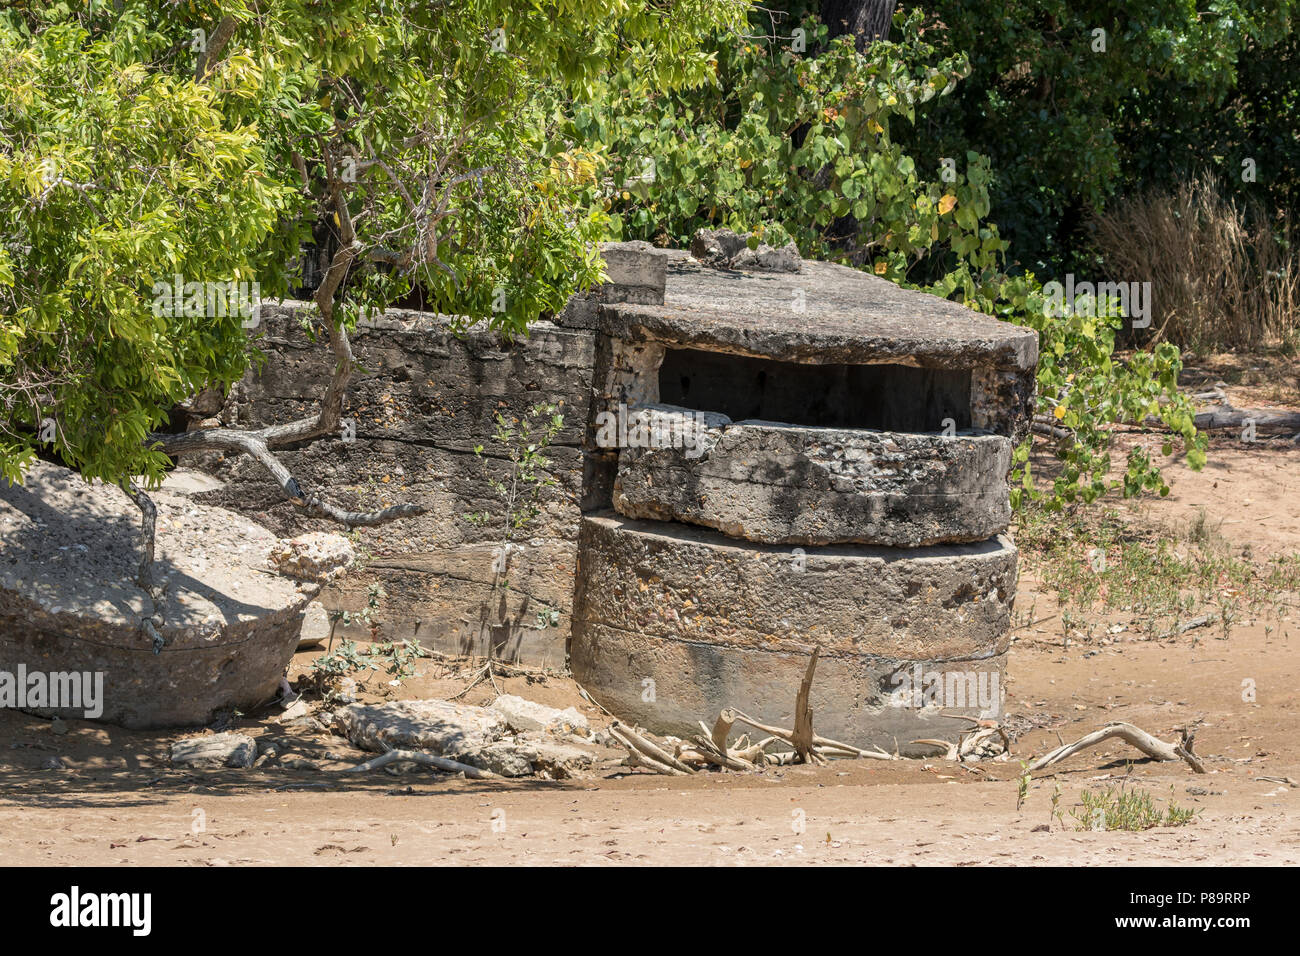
1092,173 -> 1299,351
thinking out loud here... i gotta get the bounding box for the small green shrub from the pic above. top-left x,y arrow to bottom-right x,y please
1063,784 -> 1198,832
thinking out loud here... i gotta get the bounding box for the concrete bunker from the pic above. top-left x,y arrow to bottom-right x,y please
563,243 -> 1038,752
138,239 -> 1037,745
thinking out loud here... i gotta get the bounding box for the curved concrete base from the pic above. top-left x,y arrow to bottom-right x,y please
571,623 -> 1004,753
570,512 -> 1015,750
573,512 -> 1016,659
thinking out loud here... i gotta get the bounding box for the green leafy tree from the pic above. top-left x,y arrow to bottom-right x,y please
0,12 -> 297,488
577,7 -> 1003,290
0,0 -> 745,586
979,278 -> 1206,509
904,0 -> 1297,272
1119,28 -> 1300,218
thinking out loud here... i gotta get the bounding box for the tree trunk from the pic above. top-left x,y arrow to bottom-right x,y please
820,0 -> 896,49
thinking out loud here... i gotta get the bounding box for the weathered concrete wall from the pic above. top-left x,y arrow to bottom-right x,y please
193,304 -> 597,666
190,244 -> 1032,751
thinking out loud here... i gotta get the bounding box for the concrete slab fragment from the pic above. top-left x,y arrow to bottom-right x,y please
0,461 -> 318,728
612,408 -> 1012,546
334,699 -> 507,755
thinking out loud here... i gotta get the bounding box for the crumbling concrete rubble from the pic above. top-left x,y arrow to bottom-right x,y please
689,227 -> 803,273
331,696 -> 603,778
268,532 -> 356,582
171,732 -> 257,769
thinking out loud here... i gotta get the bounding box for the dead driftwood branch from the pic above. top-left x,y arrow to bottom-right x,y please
910,718 -> 1010,763
611,648 -> 896,775
1142,399 -> 1300,436
345,748 -> 498,779
1192,404 -> 1300,434
1032,415 -> 1073,441
791,646 -> 823,764
610,721 -> 697,775
721,708 -> 894,760
1153,615 -> 1213,640
963,724 -> 1011,758
1028,721 -> 1206,774
911,738 -> 960,760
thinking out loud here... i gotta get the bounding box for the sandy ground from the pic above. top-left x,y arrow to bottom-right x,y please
1,377 -> 1297,866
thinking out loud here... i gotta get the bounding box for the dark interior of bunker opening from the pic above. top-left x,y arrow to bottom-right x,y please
656,347 -> 974,433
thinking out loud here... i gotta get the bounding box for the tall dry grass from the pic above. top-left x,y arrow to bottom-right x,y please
1091,174 -> 1299,351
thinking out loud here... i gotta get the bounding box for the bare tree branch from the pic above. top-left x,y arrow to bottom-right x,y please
149,427 -> 425,527
119,479 -> 156,590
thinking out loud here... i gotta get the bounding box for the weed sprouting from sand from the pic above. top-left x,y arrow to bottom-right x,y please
1059,783 -> 1198,832
1014,502 -> 1299,643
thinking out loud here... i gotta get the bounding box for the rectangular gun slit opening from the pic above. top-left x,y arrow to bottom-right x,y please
657,347 -> 972,432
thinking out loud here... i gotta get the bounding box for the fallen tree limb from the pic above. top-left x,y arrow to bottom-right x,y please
690,727 -> 755,771
911,738 -> 958,760
1028,721 -> 1206,774
710,711 -> 736,753
1192,404 -> 1300,433
722,708 -> 895,761
610,648 -> 895,773
345,748 -> 497,779
610,721 -> 697,775
610,725 -> 691,776
682,739 -> 754,771
1154,615 -> 1213,640
1032,416 -> 1073,441
623,747 -> 689,776
732,736 -> 779,763
1173,728 -> 1207,774
912,721 -> 1010,762
1141,401 -> 1300,435
764,751 -> 800,766
961,725 -> 1010,758
151,427 -> 425,527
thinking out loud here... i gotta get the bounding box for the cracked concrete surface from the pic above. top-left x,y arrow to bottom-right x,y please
0,462 -> 317,727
